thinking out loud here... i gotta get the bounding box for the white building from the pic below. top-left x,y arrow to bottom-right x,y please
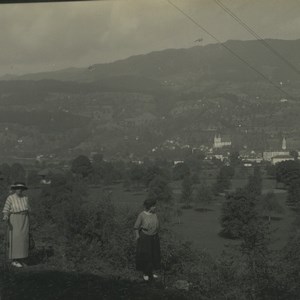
271,155 -> 294,165
263,137 -> 290,161
213,134 -> 231,149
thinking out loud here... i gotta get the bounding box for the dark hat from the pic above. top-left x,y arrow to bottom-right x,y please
10,182 -> 28,190
143,198 -> 157,210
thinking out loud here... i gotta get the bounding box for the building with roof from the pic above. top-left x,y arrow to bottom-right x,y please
213,134 -> 231,149
271,154 -> 294,165
263,137 -> 290,161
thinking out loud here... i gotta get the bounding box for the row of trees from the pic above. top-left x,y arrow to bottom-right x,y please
179,165 -> 234,210
221,166 -> 284,237
0,154 -> 297,298
274,160 -> 300,207
217,165 -> 300,298
180,174 -> 214,209
70,153 -> 208,187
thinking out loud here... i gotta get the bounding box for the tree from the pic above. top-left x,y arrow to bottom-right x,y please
229,150 -> 240,166
238,216 -> 271,299
172,162 -> 190,181
148,175 -> 173,223
143,165 -> 163,187
27,169 -> 40,186
148,175 -> 173,204
265,163 -> 276,178
10,163 -> 26,183
71,155 -> 92,178
221,184 -> 273,298
276,160 -> 300,187
213,166 -> 233,194
50,173 -> 73,205
123,176 -> 132,191
181,174 -> 193,208
194,183 -> 213,209
184,154 -> 203,173
92,153 -> 103,164
221,188 -> 259,239
129,163 -> 145,188
0,176 -> 9,204
0,163 -> 11,185
259,192 -> 284,223
191,172 -> 200,184
246,165 -> 262,197
276,232 -> 300,299
287,178 -> 300,207
91,153 -> 104,184
102,162 -> 116,185
290,150 -> 299,160
175,206 -> 183,224
57,181 -> 108,264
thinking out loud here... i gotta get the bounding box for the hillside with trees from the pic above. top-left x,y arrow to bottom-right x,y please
1,39 -> 300,159
1,156 -> 300,299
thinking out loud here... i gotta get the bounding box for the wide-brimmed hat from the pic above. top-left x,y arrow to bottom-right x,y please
10,182 -> 28,190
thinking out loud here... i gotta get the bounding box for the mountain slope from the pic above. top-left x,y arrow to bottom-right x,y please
1,39 -> 300,158
3,39 -> 300,83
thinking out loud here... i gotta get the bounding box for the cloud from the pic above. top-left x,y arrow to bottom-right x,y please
0,0 -> 299,75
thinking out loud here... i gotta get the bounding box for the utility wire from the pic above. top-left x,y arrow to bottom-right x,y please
166,0 -> 295,99
214,0 -> 300,77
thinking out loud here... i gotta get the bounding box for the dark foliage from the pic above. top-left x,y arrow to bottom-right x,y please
71,155 -> 93,178
213,165 -> 234,194
180,174 -> 193,207
276,160 -> 300,186
246,166 -> 262,197
172,163 -> 190,181
221,188 -> 260,239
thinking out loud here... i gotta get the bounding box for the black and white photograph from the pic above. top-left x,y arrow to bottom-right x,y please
0,0 -> 300,299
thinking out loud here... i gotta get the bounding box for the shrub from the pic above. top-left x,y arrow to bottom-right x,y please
221,189 -> 259,239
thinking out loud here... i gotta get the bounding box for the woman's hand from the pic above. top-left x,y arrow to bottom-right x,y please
134,231 -> 140,241
134,229 -> 140,241
3,215 -> 9,222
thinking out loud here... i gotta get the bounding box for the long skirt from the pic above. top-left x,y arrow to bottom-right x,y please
7,213 -> 29,259
136,231 -> 160,276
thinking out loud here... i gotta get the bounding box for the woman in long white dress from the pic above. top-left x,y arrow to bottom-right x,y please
2,182 -> 30,268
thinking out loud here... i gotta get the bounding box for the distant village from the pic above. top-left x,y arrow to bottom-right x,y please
11,133 -> 296,166
4,132 -> 298,186
150,133 -> 296,168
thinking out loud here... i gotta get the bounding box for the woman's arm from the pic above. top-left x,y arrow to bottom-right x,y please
134,229 -> 140,240
133,213 -> 142,240
2,196 -> 12,221
27,197 -> 31,212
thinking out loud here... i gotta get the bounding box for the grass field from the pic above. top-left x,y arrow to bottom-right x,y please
17,172 -> 294,261
88,176 -> 295,258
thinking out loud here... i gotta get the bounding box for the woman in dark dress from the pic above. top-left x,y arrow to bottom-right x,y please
134,198 -> 161,281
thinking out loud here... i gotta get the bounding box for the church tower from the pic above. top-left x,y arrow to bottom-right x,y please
213,134 -> 221,148
282,137 -> 287,150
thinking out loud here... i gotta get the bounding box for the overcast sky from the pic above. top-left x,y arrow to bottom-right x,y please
0,0 -> 300,76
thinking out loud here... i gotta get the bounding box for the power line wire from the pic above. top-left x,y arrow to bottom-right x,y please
166,0 -> 295,99
214,0 -> 300,77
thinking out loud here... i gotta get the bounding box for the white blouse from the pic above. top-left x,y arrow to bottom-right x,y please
134,211 -> 159,235
2,194 -> 30,215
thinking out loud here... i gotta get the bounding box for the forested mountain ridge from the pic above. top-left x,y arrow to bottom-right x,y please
1,39 -> 300,159
3,39 -> 300,83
